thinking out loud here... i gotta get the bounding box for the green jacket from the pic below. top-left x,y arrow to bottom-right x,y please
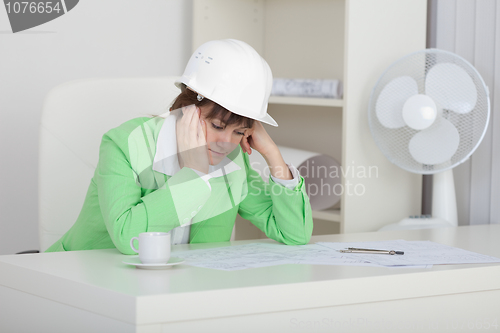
46,117 -> 313,254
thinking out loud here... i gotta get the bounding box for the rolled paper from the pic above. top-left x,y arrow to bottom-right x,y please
248,146 -> 341,211
271,78 -> 343,99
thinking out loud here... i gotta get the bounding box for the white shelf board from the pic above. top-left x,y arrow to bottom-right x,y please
268,96 -> 343,108
312,208 -> 341,222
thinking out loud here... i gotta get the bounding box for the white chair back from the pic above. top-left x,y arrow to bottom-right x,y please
39,77 -> 180,251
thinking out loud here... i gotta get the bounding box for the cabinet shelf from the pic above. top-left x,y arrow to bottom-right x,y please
312,208 -> 341,222
269,96 -> 343,108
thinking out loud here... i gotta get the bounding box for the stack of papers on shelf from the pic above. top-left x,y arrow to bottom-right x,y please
271,78 -> 343,99
171,241 -> 500,271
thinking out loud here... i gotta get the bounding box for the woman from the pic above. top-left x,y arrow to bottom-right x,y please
46,39 -> 313,254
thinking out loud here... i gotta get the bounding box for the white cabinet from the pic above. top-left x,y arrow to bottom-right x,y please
192,0 -> 426,236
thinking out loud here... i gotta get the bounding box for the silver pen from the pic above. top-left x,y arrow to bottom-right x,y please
339,247 -> 404,255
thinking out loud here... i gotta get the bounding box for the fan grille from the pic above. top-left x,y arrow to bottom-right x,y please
368,49 -> 490,174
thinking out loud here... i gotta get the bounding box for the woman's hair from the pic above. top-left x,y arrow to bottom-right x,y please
170,85 -> 254,129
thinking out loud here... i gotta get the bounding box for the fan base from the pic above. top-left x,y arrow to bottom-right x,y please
378,216 -> 454,232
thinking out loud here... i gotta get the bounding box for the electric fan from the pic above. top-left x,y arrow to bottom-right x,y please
368,49 -> 490,230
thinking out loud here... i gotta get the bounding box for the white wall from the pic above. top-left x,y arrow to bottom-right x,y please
0,0 -> 192,254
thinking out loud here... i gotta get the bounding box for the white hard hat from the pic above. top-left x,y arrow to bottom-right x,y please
175,39 -> 278,127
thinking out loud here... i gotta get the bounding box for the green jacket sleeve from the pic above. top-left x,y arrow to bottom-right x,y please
94,119 -> 211,254
237,153 -> 313,245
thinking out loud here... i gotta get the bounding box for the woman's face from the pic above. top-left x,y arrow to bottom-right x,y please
199,106 -> 250,165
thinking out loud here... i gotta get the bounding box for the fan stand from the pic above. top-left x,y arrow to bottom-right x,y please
378,169 -> 457,231
432,168 -> 458,226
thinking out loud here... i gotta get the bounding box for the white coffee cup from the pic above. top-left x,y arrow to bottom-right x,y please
130,232 -> 171,264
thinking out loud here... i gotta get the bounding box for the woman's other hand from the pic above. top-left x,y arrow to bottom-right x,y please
240,121 -> 277,157
176,105 -> 210,174
241,121 -> 292,180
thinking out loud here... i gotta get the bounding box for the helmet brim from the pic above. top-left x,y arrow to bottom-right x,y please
174,79 -> 278,127
246,112 -> 278,127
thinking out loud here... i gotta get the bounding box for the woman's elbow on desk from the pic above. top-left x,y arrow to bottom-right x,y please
111,234 -> 137,255
276,221 -> 314,246
280,232 -> 312,246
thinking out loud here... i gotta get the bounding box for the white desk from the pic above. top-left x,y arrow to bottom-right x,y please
1,225 -> 499,333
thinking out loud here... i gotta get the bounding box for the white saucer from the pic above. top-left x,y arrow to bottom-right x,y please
122,256 -> 185,270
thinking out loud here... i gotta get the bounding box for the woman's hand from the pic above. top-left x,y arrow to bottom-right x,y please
240,121 -> 277,157
240,121 -> 292,180
176,105 -> 210,174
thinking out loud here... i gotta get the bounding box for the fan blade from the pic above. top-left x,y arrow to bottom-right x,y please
409,118 -> 460,165
425,63 -> 477,114
376,76 -> 418,128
